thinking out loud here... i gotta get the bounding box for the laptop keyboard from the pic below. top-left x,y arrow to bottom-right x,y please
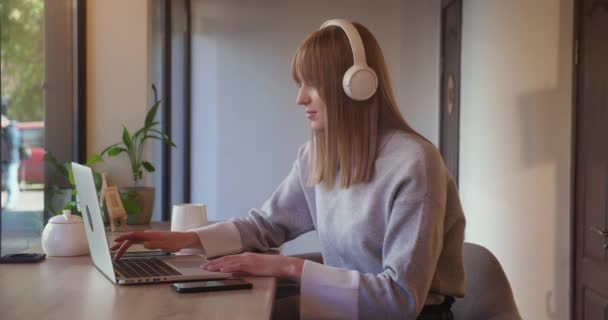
113,258 -> 182,279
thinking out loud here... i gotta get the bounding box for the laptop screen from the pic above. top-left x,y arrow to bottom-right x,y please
72,163 -> 116,283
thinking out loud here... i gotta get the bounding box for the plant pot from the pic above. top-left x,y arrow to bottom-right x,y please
120,186 -> 155,225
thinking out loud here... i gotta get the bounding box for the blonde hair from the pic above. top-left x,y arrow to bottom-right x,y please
292,22 -> 418,190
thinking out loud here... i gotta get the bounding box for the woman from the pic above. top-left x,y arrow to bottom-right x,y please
113,19 -> 465,319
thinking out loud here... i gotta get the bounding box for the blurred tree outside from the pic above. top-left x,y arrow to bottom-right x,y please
0,0 -> 44,122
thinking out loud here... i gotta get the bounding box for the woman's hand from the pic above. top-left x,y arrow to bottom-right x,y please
202,252 -> 304,283
111,231 -> 201,259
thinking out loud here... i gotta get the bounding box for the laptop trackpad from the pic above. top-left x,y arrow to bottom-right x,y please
164,255 -> 208,275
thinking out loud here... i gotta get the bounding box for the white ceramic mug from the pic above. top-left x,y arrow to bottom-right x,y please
171,203 -> 207,232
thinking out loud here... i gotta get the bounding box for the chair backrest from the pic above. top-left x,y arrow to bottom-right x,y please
452,242 -> 522,320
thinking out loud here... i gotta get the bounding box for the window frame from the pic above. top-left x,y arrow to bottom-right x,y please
151,0 -> 192,221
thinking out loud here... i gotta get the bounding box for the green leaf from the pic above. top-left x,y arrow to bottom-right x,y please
121,198 -> 141,215
163,139 -> 177,148
149,128 -> 168,139
135,124 -> 160,143
100,143 -> 121,156
44,152 -> 60,169
93,172 -> 103,191
146,130 -> 177,148
85,154 -> 103,166
152,84 -> 159,103
45,152 -> 69,177
142,135 -> 169,146
133,127 -> 146,141
144,134 -> 162,139
67,166 -> 75,186
108,146 -> 127,157
142,161 -> 155,172
145,100 -> 162,128
63,201 -> 76,210
71,189 -> 78,196
122,126 -> 132,149
120,191 -> 141,216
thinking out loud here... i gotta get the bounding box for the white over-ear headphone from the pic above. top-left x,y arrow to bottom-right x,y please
320,19 -> 378,101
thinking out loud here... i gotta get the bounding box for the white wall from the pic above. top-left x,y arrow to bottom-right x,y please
190,0 -> 441,254
460,1 -> 573,319
87,0 -> 152,188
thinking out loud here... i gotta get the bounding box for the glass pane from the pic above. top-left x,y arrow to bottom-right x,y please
1,0 -> 45,254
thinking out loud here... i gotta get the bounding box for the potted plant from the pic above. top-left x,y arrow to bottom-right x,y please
44,152 -> 102,221
96,85 -> 176,225
43,152 -> 141,224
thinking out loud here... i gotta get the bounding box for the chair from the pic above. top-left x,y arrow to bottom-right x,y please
281,244 -> 522,319
452,242 -> 522,320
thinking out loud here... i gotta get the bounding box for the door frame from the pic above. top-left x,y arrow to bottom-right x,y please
439,0 -> 462,185
570,1 -> 578,319
151,0 -> 193,221
570,0 -> 608,318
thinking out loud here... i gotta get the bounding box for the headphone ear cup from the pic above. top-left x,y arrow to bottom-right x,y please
342,65 -> 378,101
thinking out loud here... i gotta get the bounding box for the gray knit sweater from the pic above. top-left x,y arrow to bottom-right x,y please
194,130 -> 466,319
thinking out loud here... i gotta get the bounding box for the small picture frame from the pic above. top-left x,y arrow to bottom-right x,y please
99,173 -> 127,232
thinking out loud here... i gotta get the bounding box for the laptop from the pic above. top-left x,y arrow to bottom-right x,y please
72,163 -> 231,285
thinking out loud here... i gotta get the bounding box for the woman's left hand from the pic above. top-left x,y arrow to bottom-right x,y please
202,252 -> 304,283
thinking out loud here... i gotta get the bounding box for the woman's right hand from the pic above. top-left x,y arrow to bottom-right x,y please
111,231 -> 201,260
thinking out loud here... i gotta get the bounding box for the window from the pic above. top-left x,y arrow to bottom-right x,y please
19,124 -> 45,149
1,0 -> 86,256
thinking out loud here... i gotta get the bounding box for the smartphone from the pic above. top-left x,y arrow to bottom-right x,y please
171,279 -> 253,293
0,253 -> 46,264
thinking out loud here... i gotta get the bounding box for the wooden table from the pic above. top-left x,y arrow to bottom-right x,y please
0,222 -> 277,320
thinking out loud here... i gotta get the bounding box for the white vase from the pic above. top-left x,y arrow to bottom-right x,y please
41,210 -> 89,257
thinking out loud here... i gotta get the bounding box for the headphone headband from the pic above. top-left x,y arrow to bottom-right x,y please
320,19 -> 368,68
319,19 -> 378,101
